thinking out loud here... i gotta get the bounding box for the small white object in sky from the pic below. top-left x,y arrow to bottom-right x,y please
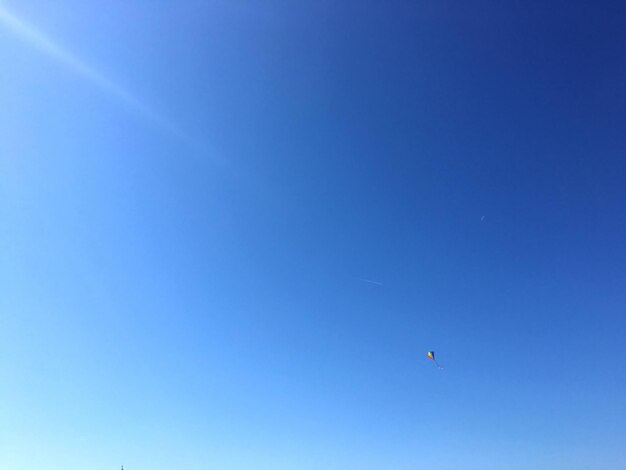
359,278 -> 383,286
0,5 -> 191,144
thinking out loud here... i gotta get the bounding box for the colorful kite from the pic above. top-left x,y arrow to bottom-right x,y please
427,351 -> 443,368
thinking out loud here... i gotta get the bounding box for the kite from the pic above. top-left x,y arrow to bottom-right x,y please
427,351 -> 443,369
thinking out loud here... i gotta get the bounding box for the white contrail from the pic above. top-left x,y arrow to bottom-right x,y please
358,278 -> 383,286
0,5 -> 192,143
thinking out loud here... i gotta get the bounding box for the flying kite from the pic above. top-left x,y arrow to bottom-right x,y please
427,351 -> 443,369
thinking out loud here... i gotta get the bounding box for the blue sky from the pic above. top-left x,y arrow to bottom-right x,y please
1,1 -> 625,468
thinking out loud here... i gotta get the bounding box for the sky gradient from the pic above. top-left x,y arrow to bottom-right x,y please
1,1 -> 626,469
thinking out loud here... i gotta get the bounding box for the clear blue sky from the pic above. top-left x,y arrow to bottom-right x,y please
1,1 -> 625,469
